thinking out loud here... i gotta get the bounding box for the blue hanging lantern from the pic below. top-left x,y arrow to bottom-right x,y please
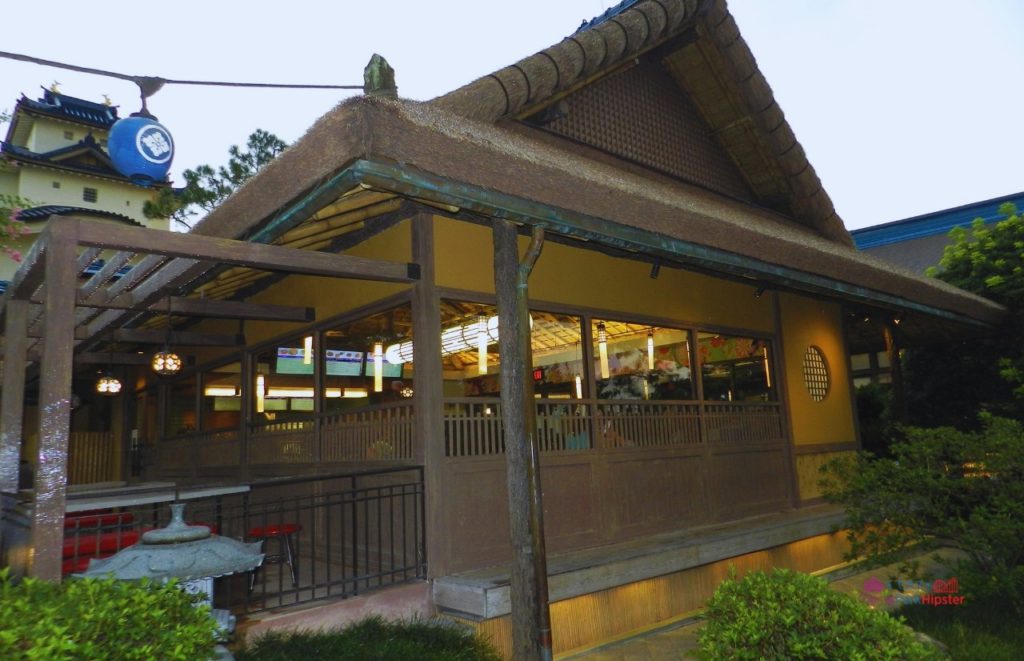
108,111 -> 174,187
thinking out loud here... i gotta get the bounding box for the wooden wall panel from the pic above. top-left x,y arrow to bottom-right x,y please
603,453 -> 706,537
706,447 -> 788,518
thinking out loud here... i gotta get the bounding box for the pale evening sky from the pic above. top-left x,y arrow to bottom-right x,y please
1,0 -> 1021,230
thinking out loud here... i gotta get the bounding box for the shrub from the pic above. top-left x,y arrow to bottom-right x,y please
236,615 -> 501,661
821,414 -> 1024,612
0,569 -> 219,660
698,568 -> 931,660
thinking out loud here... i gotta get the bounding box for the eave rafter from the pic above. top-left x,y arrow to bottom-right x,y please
0,216 -> 420,361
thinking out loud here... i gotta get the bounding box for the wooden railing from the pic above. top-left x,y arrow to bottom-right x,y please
157,428 -> 241,470
321,401 -> 414,462
157,399 -> 785,465
67,432 -> 115,484
444,398 -> 783,458
249,420 -> 315,464
160,403 -> 417,469
703,402 -> 784,444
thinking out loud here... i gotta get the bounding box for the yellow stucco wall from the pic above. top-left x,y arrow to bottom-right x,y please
13,169 -> 162,227
434,216 -> 774,332
188,218 -> 412,363
795,450 -> 856,501
778,293 -> 856,447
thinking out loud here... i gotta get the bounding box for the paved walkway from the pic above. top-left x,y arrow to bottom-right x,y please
559,551 -> 954,660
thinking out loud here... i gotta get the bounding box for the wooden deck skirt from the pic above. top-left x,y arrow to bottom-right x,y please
433,504 -> 845,619
435,505 -> 848,657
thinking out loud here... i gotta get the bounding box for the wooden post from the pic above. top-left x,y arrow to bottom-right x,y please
771,292 -> 801,508
239,346 -> 253,482
29,228 -> 78,580
411,213 -> 446,576
883,323 -> 906,423
494,220 -> 552,661
0,300 -> 29,494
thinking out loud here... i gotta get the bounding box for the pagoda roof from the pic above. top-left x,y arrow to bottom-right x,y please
16,89 -> 119,129
1,135 -> 169,186
16,204 -> 143,228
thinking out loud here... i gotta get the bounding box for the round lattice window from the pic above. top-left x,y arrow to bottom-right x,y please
802,346 -> 830,402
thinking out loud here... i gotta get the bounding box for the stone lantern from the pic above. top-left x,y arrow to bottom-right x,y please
77,503 -> 263,644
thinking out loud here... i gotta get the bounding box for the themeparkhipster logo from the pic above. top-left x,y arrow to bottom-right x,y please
860,575 -> 965,608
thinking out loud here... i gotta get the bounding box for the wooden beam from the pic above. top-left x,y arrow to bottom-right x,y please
3,232 -> 46,301
75,352 -> 155,366
165,297 -> 312,321
78,251 -> 134,300
112,329 -> 244,347
71,293 -> 315,322
71,218 -> 419,283
30,225 -> 78,581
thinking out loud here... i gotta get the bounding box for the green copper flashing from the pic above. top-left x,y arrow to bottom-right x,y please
256,157 -> 994,330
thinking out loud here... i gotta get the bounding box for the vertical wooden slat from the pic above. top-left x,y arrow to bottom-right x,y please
30,225 -> 78,581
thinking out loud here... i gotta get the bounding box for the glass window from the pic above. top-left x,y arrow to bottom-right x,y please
592,320 -> 693,400
253,336 -> 317,423
200,361 -> 241,430
850,353 -> 871,371
698,332 -> 774,402
437,301 -> 500,397
323,304 -> 413,412
530,312 -> 584,399
165,376 -> 197,436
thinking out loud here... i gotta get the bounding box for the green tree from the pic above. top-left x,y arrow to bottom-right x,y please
145,129 -> 288,230
0,193 -> 29,262
821,415 -> 1024,614
903,203 -> 1024,427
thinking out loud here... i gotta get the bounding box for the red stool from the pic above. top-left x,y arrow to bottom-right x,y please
247,523 -> 300,588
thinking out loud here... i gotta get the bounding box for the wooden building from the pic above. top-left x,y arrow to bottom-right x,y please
0,0 -> 1004,654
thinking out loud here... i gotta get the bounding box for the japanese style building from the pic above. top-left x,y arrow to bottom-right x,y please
0,0 -> 1004,655
0,89 -> 169,285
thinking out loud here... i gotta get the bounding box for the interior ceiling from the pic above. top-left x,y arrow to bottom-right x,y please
319,300 -> 671,370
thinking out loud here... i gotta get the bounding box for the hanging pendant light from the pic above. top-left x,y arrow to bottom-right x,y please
96,349 -> 122,395
96,371 -> 122,395
303,335 -> 313,365
477,314 -> 489,375
255,373 -> 266,413
647,328 -> 655,371
373,340 -> 384,393
152,298 -> 181,376
597,322 -> 610,379
573,340 -> 583,399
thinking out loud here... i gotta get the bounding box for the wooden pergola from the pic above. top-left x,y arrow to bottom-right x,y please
0,216 -> 419,580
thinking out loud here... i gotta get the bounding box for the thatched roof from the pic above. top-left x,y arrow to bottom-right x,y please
431,0 -> 851,247
193,95 -> 1002,334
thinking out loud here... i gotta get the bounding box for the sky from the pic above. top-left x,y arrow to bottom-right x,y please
1,0 -> 1022,230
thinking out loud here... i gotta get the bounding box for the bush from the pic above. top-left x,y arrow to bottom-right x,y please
236,615 -> 501,661
698,568 -> 931,660
821,414 -> 1024,612
0,569 -> 219,660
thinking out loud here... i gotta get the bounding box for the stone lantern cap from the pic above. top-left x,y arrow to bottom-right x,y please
76,503 -> 264,582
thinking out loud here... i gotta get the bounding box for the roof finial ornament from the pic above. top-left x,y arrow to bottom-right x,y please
363,54 -> 397,98
49,81 -> 61,93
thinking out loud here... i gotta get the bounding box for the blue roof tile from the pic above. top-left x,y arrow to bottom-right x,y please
18,89 -> 119,128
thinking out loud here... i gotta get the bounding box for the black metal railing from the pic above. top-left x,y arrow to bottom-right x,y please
59,466 -> 426,614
